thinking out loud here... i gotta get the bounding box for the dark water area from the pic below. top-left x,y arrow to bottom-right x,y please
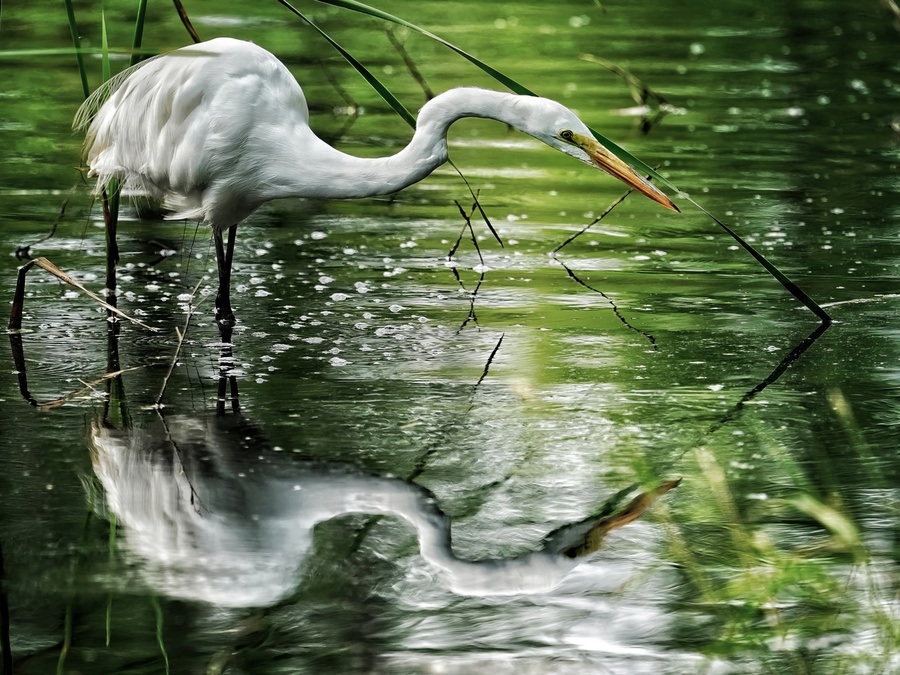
1,1 -> 898,673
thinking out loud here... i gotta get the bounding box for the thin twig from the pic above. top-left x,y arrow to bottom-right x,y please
552,187 -> 635,254
14,185 -> 78,260
8,257 -> 156,332
448,198 -> 486,331
171,0 -> 201,43
475,333 -> 504,387
448,159 -> 503,247
155,278 -> 206,407
555,258 -> 658,351
318,58 -> 361,141
33,367 -> 143,413
386,27 -> 434,100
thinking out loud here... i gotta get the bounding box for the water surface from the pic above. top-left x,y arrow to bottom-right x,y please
1,1 -> 898,673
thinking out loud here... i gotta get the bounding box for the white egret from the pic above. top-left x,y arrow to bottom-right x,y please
76,37 -> 678,325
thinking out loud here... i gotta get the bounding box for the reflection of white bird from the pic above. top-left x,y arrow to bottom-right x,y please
88,414 -> 575,606
76,37 -> 677,325
88,413 -> 677,607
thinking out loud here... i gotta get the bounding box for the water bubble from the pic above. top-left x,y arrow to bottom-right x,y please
569,15 -> 590,28
689,42 -> 705,55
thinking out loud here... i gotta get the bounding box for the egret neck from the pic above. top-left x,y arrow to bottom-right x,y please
263,88 -> 537,201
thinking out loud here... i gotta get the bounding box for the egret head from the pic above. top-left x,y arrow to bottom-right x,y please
514,96 -> 679,212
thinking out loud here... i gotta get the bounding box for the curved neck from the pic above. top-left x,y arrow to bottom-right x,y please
267,88 -> 522,200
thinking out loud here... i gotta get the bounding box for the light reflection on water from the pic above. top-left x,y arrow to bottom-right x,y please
2,0 -> 899,672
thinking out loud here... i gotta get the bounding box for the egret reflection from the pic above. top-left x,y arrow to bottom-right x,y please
88,408 -> 676,607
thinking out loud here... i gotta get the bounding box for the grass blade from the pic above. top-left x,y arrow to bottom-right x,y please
313,0 -> 678,190
151,595 -> 170,675
685,195 -> 831,323
130,0 -> 149,67
277,0 -> 415,127
100,6 -> 111,83
316,0 -> 532,93
63,0 -> 91,98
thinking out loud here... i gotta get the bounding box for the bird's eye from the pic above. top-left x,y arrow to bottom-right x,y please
559,129 -> 574,142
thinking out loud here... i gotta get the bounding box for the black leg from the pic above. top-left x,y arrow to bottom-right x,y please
102,182 -> 120,311
214,224 -> 237,327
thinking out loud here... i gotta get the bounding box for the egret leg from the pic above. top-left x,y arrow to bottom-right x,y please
101,181 -> 120,311
213,224 -> 237,326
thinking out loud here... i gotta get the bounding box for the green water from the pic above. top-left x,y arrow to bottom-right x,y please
1,1 -> 898,673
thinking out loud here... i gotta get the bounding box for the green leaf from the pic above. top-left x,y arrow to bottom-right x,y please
277,0 -> 416,127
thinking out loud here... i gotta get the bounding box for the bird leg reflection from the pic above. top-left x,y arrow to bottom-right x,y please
215,323 -> 240,415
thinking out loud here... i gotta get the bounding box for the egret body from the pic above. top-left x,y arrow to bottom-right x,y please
77,38 -> 677,325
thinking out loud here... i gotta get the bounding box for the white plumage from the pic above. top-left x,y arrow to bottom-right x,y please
77,37 -> 676,324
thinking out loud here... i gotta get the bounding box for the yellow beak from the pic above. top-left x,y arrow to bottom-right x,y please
573,132 -> 679,213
